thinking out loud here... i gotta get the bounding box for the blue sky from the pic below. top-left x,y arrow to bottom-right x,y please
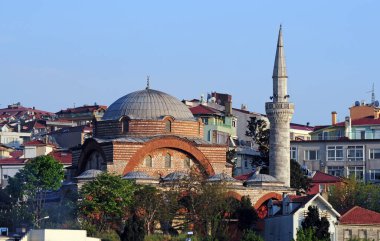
0,1 -> 379,125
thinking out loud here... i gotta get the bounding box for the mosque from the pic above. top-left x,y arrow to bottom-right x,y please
71,26 -> 294,215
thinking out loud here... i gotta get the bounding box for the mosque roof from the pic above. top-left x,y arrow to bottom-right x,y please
75,169 -> 103,179
102,88 -> 195,121
122,171 -> 156,180
162,171 -> 189,181
246,173 -> 279,183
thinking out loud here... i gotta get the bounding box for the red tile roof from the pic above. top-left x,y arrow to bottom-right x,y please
10,150 -> 23,158
56,105 -> 107,115
340,206 -> 380,225
234,171 -> 254,181
311,171 -> 343,183
0,158 -> 27,165
288,194 -> 316,204
290,123 -> 315,131
50,150 -> 72,165
23,140 -> 47,146
334,116 -> 380,127
190,105 -> 221,115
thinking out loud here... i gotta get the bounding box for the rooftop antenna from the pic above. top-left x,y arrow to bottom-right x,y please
367,83 -> 375,105
146,75 -> 150,90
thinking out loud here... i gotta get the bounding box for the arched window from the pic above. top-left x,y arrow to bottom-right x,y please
184,157 -> 191,168
122,119 -> 129,133
145,155 -> 152,167
165,154 -> 171,168
165,119 -> 172,132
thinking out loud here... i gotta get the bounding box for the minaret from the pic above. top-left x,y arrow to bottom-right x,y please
265,25 -> 294,187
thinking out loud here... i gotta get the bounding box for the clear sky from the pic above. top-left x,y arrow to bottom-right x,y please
0,1 -> 379,125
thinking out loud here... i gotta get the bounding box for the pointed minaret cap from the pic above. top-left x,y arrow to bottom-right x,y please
273,25 -> 287,78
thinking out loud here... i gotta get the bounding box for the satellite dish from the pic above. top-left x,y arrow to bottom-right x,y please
375,100 -> 380,107
355,101 -> 360,106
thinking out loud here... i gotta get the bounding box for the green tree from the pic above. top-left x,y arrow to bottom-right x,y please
5,155 -> 64,227
294,228 -> 317,241
290,159 -> 311,194
301,206 -> 330,241
241,230 -> 264,241
235,196 -> 258,231
328,176 -> 380,213
120,214 -> 145,241
246,116 -> 270,170
78,172 -> 136,237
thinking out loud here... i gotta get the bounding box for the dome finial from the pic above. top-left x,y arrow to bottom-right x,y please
146,75 -> 150,90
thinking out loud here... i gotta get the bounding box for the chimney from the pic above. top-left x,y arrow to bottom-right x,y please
375,110 -> 380,120
225,100 -> 232,116
331,111 -> 337,125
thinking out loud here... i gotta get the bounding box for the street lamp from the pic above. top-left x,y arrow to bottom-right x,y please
34,216 -> 49,229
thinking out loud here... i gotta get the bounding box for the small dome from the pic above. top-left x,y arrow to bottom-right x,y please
75,169 -> 103,179
103,88 -> 195,121
122,171 -> 156,180
162,172 -> 189,182
207,173 -> 239,183
246,173 -> 279,183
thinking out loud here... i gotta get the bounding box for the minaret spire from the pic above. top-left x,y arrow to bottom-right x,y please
265,25 -> 294,187
272,25 -> 288,103
146,75 -> 150,90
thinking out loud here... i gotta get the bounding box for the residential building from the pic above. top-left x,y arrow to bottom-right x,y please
56,104 -> 107,126
338,206 -> 380,241
307,171 -> 343,197
49,125 -> 92,149
0,123 -> 31,148
290,139 -> 380,182
0,102 -> 54,122
265,194 -> 340,241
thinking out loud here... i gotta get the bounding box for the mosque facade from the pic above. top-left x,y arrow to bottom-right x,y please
71,26 -> 294,211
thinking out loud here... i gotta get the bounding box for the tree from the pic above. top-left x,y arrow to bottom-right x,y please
235,196 -> 258,231
78,172 -> 136,237
5,155 -> 64,227
294,228 -> 317,241
246,116 -> 270,170
241,229 -> 264,241
328,176 -> 380,213
301,206 -> 330,241
290,159 -> 310,194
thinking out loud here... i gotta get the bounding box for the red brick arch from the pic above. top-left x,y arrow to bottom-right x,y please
122,136 -> 215,176
254,192 -> 283,209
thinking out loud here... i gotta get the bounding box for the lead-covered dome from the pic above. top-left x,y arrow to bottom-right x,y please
103,88 -> 195,121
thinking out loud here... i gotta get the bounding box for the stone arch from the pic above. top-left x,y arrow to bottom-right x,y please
76,138 -> 107,175
253,192 -> 282,209
122,135 -> 215,176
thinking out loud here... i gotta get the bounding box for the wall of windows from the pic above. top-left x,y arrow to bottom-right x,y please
347,146 -> 364,161
305,149 -> 319,161
290,147 -> 297,160
369,148 -> 380,159
327,166 -> 344,177
348,166 -> 364,180
327,146 -> 343,161
369,169 -> 380,181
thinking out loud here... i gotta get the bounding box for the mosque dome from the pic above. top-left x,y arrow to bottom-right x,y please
103,88 -> 195,121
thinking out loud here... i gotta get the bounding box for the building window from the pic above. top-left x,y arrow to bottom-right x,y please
343,229 -> 352,240
327,146 -> 343,161
369,148 -> 380,159
202,118 -> 208,125
359,230 -> 367,239
184,157 -> 190,168
165,154 -> 171,168
369,169 -> 380,181
165,120 -> 172,132
327,166 -> 344,177
145,155 -> 152,167
348,166 -> 364,181
305,150 -> 319,161
347,146 -> 364,161
319,184 -> 326,193
290,146 -> 297,161
122,119 -> 129,133
232,120 -> 236,127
